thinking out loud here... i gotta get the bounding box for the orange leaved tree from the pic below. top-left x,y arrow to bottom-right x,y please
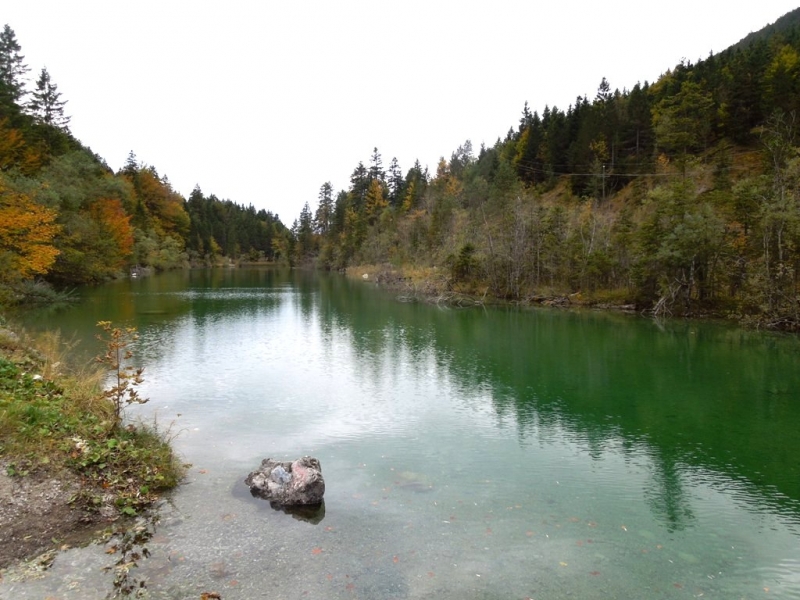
0,176 -> 61,285
90,197 -> 134,267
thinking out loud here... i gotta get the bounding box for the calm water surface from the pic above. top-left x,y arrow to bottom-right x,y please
3,268 -> 800,599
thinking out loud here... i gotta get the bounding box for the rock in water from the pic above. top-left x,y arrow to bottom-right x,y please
270,465 -> 291,484
245,457 -> 325,505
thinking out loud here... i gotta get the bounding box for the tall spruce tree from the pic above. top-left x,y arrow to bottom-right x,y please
387,157 -> 404,206
0,24 -> 29,112
314,182 -> 333,235
349,162 -> 369,210
295,201 -> 314,258
27,67 -> 70,130
369,147 -> 384,182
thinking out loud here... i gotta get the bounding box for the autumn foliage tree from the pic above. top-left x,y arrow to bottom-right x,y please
0,175 -> 60,285
91,198 -> 134,268
0,117 -> 41,174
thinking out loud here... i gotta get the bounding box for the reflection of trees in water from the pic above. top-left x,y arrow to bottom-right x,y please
644,453 -> 695,532
487,386 -> 697,530
315,276 -> 800,528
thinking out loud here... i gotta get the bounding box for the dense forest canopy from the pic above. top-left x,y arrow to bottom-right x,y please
3,10 -> 800,330
290,8 -> 800,329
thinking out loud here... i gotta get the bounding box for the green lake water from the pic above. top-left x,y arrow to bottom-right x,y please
2,267 -> 800,599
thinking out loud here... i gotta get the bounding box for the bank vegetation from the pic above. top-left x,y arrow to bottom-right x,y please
289,9 -> 800,331
0,321 -> 183,567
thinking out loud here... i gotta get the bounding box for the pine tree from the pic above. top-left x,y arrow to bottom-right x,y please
349,162 -> 369,210
652,79 -> 715,164
595,77 -> 612,103
314,182 -> 333,235
369,147 -> 384,182
294,201 -> 314,258
387,157 -> 404,206
123,151 -> 139,176
449,140 -> 474,179
27,67 -> 70,130
519,101 -> 533,132
0,24 -> 29,111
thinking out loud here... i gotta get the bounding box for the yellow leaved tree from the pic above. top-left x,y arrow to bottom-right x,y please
0,176 -> 61,285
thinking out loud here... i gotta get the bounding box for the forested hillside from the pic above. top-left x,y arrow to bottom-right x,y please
0,24 -> 286,303
3,11 -> 800,330
294,9 -> 800,329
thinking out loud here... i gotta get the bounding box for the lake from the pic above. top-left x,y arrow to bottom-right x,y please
3,267 -> 800,599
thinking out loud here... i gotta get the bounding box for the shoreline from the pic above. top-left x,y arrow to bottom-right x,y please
0,325 -> 183,571
0,459 -> 109,570
346,264 -> 646,315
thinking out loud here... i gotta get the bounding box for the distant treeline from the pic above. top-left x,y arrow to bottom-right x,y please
290,9 -> 800,329
0,24 -> 287,302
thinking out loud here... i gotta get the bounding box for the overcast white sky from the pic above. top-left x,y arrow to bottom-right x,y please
5,1 -> 799,223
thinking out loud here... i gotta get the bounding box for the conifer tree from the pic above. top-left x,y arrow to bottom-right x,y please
27,67 -> 70,130
0,24 -> 29,111
387,157 -> 404,206
364,178 -> 387,223
294,201 -> 315,258
123,150 -> 139,176
369,147 -> 384,182
314,182 -> 333,235
349,162 -> 369,210
595,77 -> 612,103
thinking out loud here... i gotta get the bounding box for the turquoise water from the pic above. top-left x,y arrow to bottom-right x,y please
2,268 -> 799,599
